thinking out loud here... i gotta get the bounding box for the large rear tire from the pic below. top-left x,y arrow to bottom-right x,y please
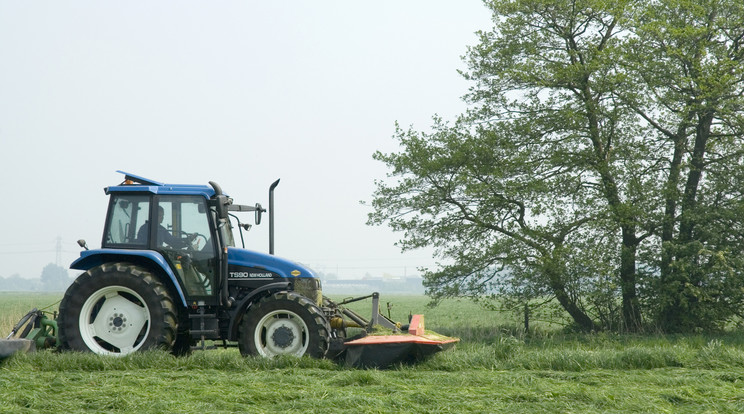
58,263 -> 178,356
238,292 -> 329,358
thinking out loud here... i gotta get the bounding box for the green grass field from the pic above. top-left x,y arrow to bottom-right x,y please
2,292 -> 744,413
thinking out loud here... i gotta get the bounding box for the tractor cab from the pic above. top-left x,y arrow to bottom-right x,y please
103,190 -> 221,303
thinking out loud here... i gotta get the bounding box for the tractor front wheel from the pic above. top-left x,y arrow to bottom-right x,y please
58,263 -> 178,356
239,292 -> 329,358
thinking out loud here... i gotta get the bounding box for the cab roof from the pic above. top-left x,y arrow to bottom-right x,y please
104,171 -> 217,198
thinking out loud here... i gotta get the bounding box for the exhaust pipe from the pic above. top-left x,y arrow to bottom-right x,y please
269,179 -> 280,255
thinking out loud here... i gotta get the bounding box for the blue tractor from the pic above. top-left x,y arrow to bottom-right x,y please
57,171 -> 340,357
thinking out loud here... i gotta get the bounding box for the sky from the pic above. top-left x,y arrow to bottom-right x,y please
0,1 -> 493,280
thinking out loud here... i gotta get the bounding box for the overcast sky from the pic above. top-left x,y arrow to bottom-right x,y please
0,1 -> 492,280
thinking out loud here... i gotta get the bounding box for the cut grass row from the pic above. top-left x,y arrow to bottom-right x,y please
6,337 -> 744,374
3,351 -> 744,413
3,292 -> 744,412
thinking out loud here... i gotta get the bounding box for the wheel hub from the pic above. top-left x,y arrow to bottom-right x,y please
108,312 -> 128,332
271,325 -> 295,348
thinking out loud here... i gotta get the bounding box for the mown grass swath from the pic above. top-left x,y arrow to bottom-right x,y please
2,293 -> 744,412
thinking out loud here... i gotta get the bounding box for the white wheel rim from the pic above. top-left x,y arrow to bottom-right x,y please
254,309 -> 309,357
78,285 -> 151,356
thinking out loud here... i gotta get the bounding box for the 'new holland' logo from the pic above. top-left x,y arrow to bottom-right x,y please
229,271 -> 274,279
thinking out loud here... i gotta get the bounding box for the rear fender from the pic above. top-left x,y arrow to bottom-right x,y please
70,249 -> 187,307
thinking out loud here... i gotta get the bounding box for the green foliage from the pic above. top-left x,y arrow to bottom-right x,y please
651,242 -> 744,332
369,0 -> 744,332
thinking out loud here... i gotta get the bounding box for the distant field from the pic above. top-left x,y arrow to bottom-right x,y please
0,292 -> 521,337
3,292 -> 744,412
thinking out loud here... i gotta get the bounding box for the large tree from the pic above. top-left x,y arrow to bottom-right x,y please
621,0 -> 744,330
369,0 -> 744,332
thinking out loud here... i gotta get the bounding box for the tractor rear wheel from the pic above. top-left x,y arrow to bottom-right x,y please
58,263 -> 178,356
239,292 -> 329,358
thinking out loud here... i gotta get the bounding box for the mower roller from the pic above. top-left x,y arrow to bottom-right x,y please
3,172 -> 457,367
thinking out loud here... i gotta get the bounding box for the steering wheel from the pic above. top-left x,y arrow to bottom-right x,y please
179,231 -> 207,251
192,232 -> 208,250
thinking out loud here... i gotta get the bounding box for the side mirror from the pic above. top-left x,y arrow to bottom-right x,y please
254,203 -> 266,225
77,239 -> 89,250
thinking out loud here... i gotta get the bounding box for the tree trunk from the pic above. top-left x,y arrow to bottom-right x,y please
658,111 -> 713,330
620,226 -> 642,331
679,111 -> 713,242
658,132 -> 687,329
544,252 -> 595,331
660,131 -> 687,278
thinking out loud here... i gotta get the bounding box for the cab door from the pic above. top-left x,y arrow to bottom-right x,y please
155,195 -> 219,305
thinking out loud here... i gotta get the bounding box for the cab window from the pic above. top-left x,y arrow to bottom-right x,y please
103,195 -> 150,247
